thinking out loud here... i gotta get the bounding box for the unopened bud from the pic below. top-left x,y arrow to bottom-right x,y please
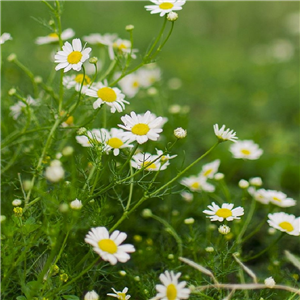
8,88 -> 16,96
167,12 -> 178,21
89,57 -> 98,64
7,53 -> 17,62
125,24 -> 134,31
174,127 -> 187,139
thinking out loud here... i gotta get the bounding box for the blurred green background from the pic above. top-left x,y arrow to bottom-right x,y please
1,1 -> 299,195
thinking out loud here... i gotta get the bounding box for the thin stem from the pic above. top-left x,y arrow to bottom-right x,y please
125,164 -> 134,211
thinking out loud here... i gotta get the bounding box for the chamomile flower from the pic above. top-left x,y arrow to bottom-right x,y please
199,159 -> 220,179
117,73 -> 141,98
63,73 -> 91,92
86,82 -> 129,113
203,202 -> 244,222
84,227 -> 135,265
0,32 -> 12,44
230,140 -> 263,160
145,0 -> 186,17
10,95 -> 39,120
267,212 -> 300,236
180,175 -> 215,193
131,152 -> 166,171
156,149 -> 177,165
155,270 -> 190,300
137,66 -> 161,88
267,190 -> 296,207
113,38 -> 138,59
118,111 -> 165,144
35,28 -> 75,45
250,188 -> 270,205
107,287 -> 131,300
103,128 -> 134,156
76,129 -> 108,147
54,38 -> 91,72
213,124 -> 238,143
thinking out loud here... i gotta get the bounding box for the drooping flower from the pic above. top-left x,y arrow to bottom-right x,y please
118,111 -> 165,144
86,82 -> 129,113
10,95 -> 39,120
199,159 -> 220,179
203,202 -> 244,222
107,287 -> 131,300
54,38 -> 91,72
76,129 -> 107,148
267,212 -> 300,236
84,227 -> 135,265
35,28 -> 75,45
154,270 -> 190,300
145,0 -> 186,17
229,140 -> 263,160
213,124 -> 238,143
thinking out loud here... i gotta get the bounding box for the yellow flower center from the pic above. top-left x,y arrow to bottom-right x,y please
216,208 -> 232,218
166,283 -> 177,300
143,162 -> 157,170
191,182 -> 200,189
65,115 -> 74,126
117,293 -> 126,300
118,43 -> 128,50
131,123 -> 150,135
98,239 -> 117,254
132,81 -> 139,88
74,74 -> 91,85
107,137 -> 124,148
67,51 -> 83,64
203,168 -> 213,177
241,149 -> 251,155
48,33 -> 59,38
97,87 -> 117,102
159,2 -> 174,10
279,221 -> 294,232
272,196 -> 282,202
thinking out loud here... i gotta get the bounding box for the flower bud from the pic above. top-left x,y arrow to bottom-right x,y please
125,24 -> 134,31
62,146 -> 74,156
0,215 -> 7,223
13,207 -> 23,217
184,217 -> 195,225
205,246 -> 214,252
34,76 -> 43,83
167,12 -> 178,21
77,127 -> 87,135
249,177 -> 263,187
174,127 -> 187,139
70,199 -> 83,210
45,160 -> 64,182
238,179 -> 249,189
142,208 -> 152,218
264,276 -> 276,288
218,224 -> 230,235
89,57 -> 98,64
12,199 -> 22,206
7,53 -> 17,62
8,88 -> 16,96
214,172 -> 224,180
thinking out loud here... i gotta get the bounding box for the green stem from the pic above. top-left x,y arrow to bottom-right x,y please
125,164 -> 134,211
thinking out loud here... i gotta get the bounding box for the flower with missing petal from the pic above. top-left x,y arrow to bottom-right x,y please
35,28 -> 75,45
213,124 -> 238,143
107,287 -> 131,300
54,38 -> 91,72
229,140 -> 263,160
267,212 -> 300,236
145,0 -> 186,17
84,227 -> 135,265
155,270 -> 190,300
118,111 -> 165,144
203,202 -> 244,222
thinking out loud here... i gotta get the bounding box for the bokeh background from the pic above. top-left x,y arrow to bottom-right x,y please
1,1 -> 299,196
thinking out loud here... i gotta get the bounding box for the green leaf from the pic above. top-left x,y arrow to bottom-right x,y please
16,297 -> 27,300
62,296 -> 80,300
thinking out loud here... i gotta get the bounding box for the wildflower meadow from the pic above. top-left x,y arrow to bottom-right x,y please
1,1 -> 299,300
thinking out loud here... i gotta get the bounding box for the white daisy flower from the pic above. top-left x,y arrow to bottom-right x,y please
213,124 -> 238,143
113,38 -> 138,59
156,149 -> 177,166
107,287 -> 131,300
249,188 -> 269,204
54,38 -> 91,72
131,152 -> 166,171
145,0 -> 186,17
10,95 -> 39,120
229,140 -> 263,160
267,190 -> 296,207
63,73 -> 92,92
180,175 -> 215,193
35,28 -> 75,45
103,128 -> 134,156
155,270 -> 190,300
86,82 -> 129,113
117,73 -> 141,98
84,227 -> 135,265
199,159 -> 220,179
84,290 -> 99,300
137,66 -> 161,88
76,129 -> 108,147
203,202 -> 244,222
0,32 -> 12,44
118,111 -> 165,144
267,212 -> 300,236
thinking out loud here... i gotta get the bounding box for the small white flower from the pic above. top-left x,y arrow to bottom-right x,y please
238,179 -> 249,189
107,287 -> 131,300
229,140 -> 263,160
84,290 -> 99,300
145,0 -> 186,17
250,188 -> 270,205
180,191 -> 193,202
119,111 -> 165,144
0,32 -> 12,44
10,95 -> 39,120
214,172 -> 224,180
156,149 -> 177,166
86,82 -> 129,113
137,66 -> 161,88
131,152 -> 166,171
76,129 -> 107,148
249,177 -> 263,186
267,190 -> 296,207
12,199 -> 22,206
54,38 -> 91,73
199,159 -> 220,179
180,175 -> 215,193
203,202 -> 244,222
218,225 -> 231,235
63,73 -> 92,92
70,199 -> 83,210
267,212 -> 300,236
213,124 -> 238,143
184,218 -> 194,225
264,276 -> 276,288
113,38 -> 138,59
174,127 -> 187,139
167,11 -> 178,21
35,28 -> 75,45
84,227 -> 135,265
155,270 -> 190,300
44,160 -> 65,182
117,73 -> 141,98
